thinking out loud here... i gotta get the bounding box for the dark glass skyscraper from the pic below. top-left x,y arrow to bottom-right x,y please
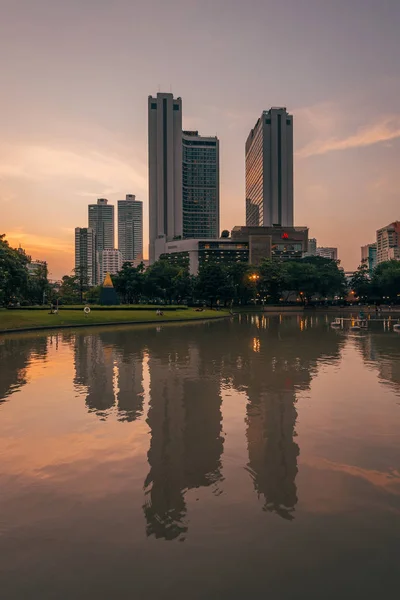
182,130 -> 219,239
245,107 -> 293,227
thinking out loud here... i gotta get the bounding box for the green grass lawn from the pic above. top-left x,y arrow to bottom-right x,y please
0,308 -> 228,332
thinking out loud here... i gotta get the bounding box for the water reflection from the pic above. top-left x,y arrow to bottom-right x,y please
73,331 -> 144,421
1,313 -> 399,543
144,335 -> 223,540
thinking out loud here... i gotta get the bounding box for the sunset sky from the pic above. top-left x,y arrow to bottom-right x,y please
1,0 -> 400,279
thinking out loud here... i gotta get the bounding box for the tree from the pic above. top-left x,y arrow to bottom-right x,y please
0,234 -> 29,306
221,230 -> 230,238
300,256 -> 347,301
284,261 -> 318,304
257,260 -> 287,303
113,262 -> 145,304
74,266 -> 90,304
350,263 -> 371,300
144,260 -> 181,304
27,262 -> 50,305
196,263 -> 231,308
226,262 -> 256,305
371,261 -> 400,302
58,274 -> 80,304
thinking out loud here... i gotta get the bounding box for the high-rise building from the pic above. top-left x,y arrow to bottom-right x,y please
316,247 -> 338,260
308,238 -> 317,255
75,227 -> 96,286
88,198 -> 114,283
361,243 -> 377,274
101,249 -> 123,281
118,194 -> 143,262
376,221 -> 400,264
148,92 -> 183,263
88,198 -> 114,251
182,130 -> 219,239
245,107 -> 293,228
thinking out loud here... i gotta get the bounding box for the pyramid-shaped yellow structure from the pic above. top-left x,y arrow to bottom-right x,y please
102,272 -> 114,288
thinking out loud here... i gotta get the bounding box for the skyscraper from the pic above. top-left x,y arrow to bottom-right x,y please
361,243 -> 377,274
118,194 -> 143,262
182,130 -> 219,239
88,198 -> 114,282
245,107 -> 293,228
148,92 -> 183,263
75,227 -> 96,286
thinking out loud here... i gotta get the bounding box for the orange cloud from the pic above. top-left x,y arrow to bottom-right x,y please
298,115 -> 400,158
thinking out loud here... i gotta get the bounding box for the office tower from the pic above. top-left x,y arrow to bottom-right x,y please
361,243 -> 377,274
75,227 -> 96,286
308,238 -> 317,255
376,221 -> 400,264
182,130 -> 219,239
245,107 -> 293,228
118,194 -> 143,262
88,198 -> 114,283
88,198 -> 114,251
316,247 -> 338,260
148,92 -> 183,263
101,249 -> 123,281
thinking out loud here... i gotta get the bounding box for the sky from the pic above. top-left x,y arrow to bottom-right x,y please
1,0 -> 400,279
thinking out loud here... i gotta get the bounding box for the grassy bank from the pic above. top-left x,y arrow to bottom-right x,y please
0,308 -> 229,333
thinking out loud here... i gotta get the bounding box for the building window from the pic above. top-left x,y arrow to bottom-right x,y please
173,104 -> 180,111
266,119 -> 271,124
151,103 -> 157,109
286,119 -> 291,125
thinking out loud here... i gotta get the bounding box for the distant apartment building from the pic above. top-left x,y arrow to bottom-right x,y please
118,194 -> 143,262
361,243 -> 377,274
245,107 -> 293,228
88,198 -> 114,283
308,238 -> 317,255
316,247 -> 338,260
182,130 -> 219,239
101,249 -> 123,281
75,227 -> 96,286
148,92 -> 183,263
376,221 -> 400,264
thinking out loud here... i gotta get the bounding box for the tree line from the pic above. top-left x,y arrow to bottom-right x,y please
3,232 -> 400,307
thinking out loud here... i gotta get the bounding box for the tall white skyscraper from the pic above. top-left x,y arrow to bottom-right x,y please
75,227 -> 96,286
88,198 -> 114,282
118,194 -> 143,262
245,107 -> 293,228
148,92 -> 183,263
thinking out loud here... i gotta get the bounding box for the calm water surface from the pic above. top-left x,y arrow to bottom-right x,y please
1,314 -> 400,599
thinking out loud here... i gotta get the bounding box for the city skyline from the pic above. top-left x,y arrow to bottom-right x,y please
1,0 -> 400,278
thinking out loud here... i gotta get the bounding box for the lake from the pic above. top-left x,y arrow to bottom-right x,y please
1,314 -> 399,599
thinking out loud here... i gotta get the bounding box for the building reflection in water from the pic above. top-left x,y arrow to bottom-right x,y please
144,329 -> 224,540
231,315 -> 345,520
0,315 -> 350,537
73,330 -> 145,421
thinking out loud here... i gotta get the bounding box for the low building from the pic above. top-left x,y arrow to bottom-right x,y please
361,243 -> 377,274
157,238 -> 249,275
316,247 -> 338,260
27,259 -> 47,276
101,249 -> 123,281
376,221 -> 400,264
231,225 -> 308,262
156,225 -> 308,275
